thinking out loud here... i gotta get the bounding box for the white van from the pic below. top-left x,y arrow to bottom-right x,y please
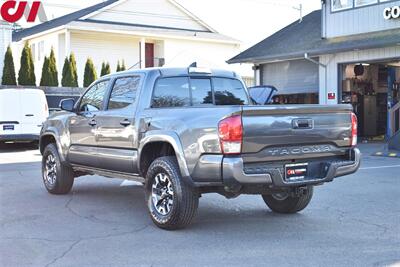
0,89 -> 49,144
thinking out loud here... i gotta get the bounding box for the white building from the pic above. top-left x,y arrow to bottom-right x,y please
12,0 -> 243,87
0,20 -> 12,82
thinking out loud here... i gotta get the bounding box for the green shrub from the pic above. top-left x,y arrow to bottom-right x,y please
39,56 -> 50,86
120,60 -> 126,71
101,61 -> 111,77
2,46 -> 17,85
116,61 -> 121,72
69,53 -> 78,87
47,47 -> 58,86
61,57 -> 74,87
18,42 -> 36,86
83,58 -> 97,87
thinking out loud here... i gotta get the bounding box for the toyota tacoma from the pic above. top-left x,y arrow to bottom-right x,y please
40,66 -> 361,229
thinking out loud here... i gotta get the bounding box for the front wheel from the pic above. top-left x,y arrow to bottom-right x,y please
262,186 -> 313,214
145,156 -> 199,230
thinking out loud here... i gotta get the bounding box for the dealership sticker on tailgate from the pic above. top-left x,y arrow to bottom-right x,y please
3,125 -> 14,131
285,163 -> 308,181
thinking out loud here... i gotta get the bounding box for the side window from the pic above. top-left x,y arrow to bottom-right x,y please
212,78 -> 249,105
108,76 -> 140,110
190,78 -> 213,105
79,80 -> 109,112
152,77 -> 190,108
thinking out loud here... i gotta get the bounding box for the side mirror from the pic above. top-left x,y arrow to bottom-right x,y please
248,86 -> 278,105
59,98 -> 76,112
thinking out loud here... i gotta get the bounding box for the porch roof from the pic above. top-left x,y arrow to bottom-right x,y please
65,20 -> 239,44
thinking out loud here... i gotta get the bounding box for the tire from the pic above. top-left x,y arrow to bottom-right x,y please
42,143 -> 74,195
262,186 -> 313,214
145,156 -> 199,230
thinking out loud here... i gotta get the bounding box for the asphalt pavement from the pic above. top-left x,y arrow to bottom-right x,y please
0,143 -> 399,267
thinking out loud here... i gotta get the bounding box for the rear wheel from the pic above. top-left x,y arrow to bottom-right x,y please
262,186 -> 313,214
42,143 -> 74,194
145,156 -> 199,230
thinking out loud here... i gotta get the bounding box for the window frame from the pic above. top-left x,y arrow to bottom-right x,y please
354,0 -> 378,7
106,75 -> 141,111
150,75 -> 250,109
331,0 -> 354,12
330,0 -> 397,13
77,79 -> 111,114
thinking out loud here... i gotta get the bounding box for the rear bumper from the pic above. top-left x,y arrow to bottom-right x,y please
221,148 -> 361,188
0,134 -> 39,142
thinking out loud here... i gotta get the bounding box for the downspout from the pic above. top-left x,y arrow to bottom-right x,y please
304,53 -> 327,104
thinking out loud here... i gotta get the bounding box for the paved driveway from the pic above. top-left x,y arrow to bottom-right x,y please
0,143 -> 399,267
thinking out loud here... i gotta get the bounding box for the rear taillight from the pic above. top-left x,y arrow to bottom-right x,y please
218,115 -> 243,155
350,112 -> 358,147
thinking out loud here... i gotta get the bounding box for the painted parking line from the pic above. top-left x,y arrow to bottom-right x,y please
373,152 -> 400,158
360,165 -> 400,170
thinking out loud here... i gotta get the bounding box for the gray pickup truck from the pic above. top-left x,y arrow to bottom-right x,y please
40,66 -> 361,229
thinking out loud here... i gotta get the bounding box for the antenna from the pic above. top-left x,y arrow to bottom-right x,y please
293,4 -> 303,23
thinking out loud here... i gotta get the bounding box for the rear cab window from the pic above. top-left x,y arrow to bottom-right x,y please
151,76 -> 248,108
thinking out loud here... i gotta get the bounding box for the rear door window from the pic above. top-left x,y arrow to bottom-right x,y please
212,78 -> 249,105
108,76 -> 140,110
152,77 -> 190,108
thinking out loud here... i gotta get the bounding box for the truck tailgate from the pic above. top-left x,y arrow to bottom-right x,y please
241,104 -> 353,159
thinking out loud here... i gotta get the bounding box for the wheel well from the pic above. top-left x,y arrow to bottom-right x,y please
140,142 -> 176,177
40,135 -> 56,154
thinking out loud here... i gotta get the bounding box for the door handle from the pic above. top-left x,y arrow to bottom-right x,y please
120,119 -> 131,127
88,119 -> 97,126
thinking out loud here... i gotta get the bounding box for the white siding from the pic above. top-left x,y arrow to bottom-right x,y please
261,59 -> 319,95
88,0 -> 208,32
70,31 -> 140,87
0,21 -> 12,83
325,0 -> 400,38
319,46 -> 400,104
163,38 -> 241,71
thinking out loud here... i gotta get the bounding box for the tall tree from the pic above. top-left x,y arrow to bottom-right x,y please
47,47 -> 58,86
18,42 -> 36,86
69,53 -> 78,87
83,58 -> 97,87
39,56 -> 50,86
2,46 -> 17,85
61,57 -> 74,87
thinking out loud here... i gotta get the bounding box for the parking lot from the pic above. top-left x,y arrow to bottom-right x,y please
0,143 -> 399,267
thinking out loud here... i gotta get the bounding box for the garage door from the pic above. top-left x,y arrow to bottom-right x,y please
261,59 -> 319,95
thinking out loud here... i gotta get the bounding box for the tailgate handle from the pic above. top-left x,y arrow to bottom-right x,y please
292,119 -> 313,129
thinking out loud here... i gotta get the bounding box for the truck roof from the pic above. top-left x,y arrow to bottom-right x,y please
101,67 -> 239,79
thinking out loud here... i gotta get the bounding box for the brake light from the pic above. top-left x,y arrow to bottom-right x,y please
218,115 -> 243,154
350,113 -> 358,147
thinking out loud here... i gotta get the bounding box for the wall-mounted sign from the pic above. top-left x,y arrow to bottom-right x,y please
383,6 -> 400,20
0,1 -> 47,23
